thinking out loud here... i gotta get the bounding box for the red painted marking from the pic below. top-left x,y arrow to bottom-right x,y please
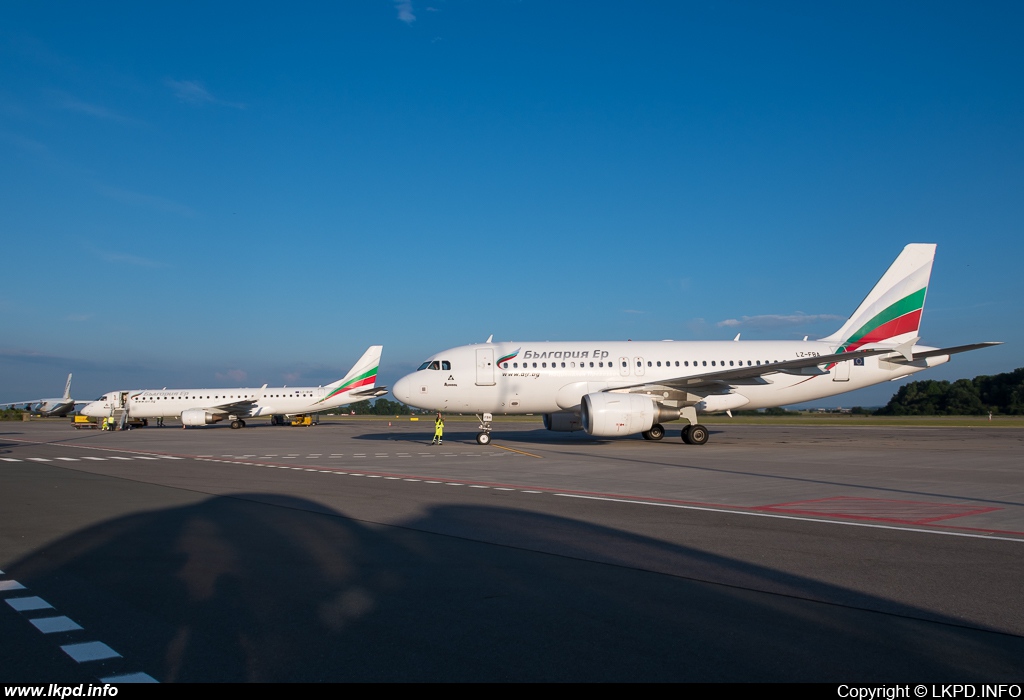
756,496 -> 999,525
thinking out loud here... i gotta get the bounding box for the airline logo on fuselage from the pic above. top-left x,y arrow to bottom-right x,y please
521,349 -> 611,360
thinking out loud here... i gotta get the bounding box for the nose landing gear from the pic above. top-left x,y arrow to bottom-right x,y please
475,413 -> 493,445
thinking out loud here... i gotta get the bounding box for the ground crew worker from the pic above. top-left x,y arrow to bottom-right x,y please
431,412 -> 444,445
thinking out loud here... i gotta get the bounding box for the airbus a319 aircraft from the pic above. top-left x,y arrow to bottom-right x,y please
82,346 -> 386,429
392,245 -> 1000,445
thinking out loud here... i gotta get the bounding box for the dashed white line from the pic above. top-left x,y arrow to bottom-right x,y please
61,641 -> 121,663
31,616 -> 83,634
0,580 -> 26,591
7,596 -> 53,612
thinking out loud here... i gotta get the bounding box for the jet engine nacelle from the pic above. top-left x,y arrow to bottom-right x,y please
543,411 -> 583,432
180,408 -> 222,426
581,393 -> 681,437
694,394 -> 750,414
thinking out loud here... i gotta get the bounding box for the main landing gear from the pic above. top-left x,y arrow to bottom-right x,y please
641,423 -> 666,441
230,419 -> 247,429
680,424 -> 709,445
475,413 -> 493,445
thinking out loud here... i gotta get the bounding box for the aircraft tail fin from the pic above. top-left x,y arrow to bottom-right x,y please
820,244 -> 935,353
63,373 -> 73,401
320,346 -> 383,402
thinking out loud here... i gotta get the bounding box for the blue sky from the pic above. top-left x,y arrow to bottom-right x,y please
1,1 -> 1021,408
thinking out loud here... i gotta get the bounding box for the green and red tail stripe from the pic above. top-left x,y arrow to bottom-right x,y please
837,288 -> 926,354
318,366 -> 378,403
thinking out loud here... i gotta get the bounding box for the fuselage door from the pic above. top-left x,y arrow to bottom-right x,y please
476,348 -> 495,386
633,357 -> 645,376
833,359 -> 851,382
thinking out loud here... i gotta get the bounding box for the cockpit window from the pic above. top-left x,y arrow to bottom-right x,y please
417,361 -> 431,371
441,361 -> 451,370
417,360 -> 444,370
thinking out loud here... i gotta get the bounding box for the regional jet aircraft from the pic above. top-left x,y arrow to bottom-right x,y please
392,245 -> 1000,445
82,346 -> 387,428
2,373 -> 82,417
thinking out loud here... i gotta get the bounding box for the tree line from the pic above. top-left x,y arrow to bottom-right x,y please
875,367 -> 1024,416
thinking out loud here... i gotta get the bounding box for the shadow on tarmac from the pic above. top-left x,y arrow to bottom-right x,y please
3,493 -> 1023,682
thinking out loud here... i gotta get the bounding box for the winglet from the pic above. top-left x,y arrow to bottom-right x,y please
892,336 -> 919,361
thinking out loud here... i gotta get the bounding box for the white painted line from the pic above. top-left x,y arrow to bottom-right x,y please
158,456 -> 183,460
403,479 -> 421,482
135,457 -> 158,460
366,475 -> 381,478
107,456 -> 133,460
554,494 -> 1024,544
333,472 -> 348,475
282,456 -> 295,459
55,458 -> 79,461
446,483 -> 464,486
61,641 -> 121,663
100,673 -> 158,684
1,458 -> 21,462
522,490 -> 542,494
0,580 -> 26,591
309,454 -> 321,456
469,485 -> 489,489
495,488 -> 515,491
425,480 -> 442,484
349,473 -> 365,477
27,458 -> 51,462
7,596 -> 53,612
82,457 -> 107,461
384,477 -> 400,480
31,616 -> 83,634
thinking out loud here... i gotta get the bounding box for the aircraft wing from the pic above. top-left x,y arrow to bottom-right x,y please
878,342 -> 1002,362
608,343 -> 1000,396
200,398 -> 261,415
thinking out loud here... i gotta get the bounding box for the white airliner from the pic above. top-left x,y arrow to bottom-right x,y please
2,373 -> 81,417
392,245 -> 1000,445
81,346 -> 387,428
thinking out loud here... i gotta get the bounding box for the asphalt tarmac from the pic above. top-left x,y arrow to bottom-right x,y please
1,418 -> 1022,682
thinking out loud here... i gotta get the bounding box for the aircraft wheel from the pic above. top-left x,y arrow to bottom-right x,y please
681,425 -> 692,444
648,423 -> 665,440
641,430 -> 652,440
688,424 -> 709,445
230,420 -> 242,429
476,432 -> 491,445
240,420 -> 246,428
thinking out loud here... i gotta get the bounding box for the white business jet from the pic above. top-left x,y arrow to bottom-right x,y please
82,346 -> 386,428
2,373 -> 82,417
392,245 -> 1000,445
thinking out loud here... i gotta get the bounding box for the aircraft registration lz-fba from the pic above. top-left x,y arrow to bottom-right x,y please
392,244 -> 1000,446
81,346 -> 386,428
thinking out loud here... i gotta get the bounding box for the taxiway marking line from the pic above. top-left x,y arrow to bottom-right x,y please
556,493 -> 1024,543
491,444 -> 543,459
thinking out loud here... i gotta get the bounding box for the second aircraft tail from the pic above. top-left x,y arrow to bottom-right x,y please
319,346 -> 385,403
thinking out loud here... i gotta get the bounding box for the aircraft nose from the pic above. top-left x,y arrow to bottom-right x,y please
392,374 -> 413,404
